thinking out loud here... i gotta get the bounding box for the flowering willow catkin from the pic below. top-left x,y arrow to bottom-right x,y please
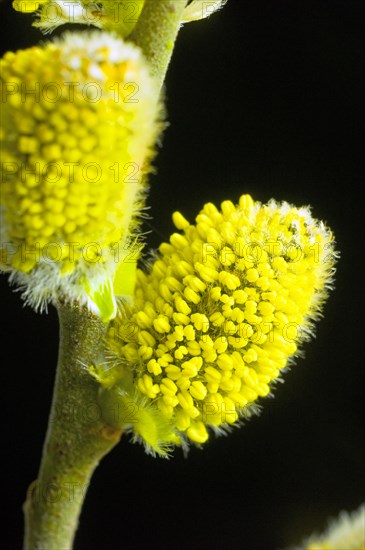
0,31 -> 162,319
94,195 -> 336,455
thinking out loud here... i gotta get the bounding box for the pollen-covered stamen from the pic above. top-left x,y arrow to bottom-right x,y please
107,194 -> 336,447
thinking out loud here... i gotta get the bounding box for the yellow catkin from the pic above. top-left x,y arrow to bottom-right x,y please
0,31 -> 162,316
106,195 -> 336,448
302,504 -> 365,550
12,1 -> 228,33
13,0 -> 49,13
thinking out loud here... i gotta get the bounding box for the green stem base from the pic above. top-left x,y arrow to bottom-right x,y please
23,303 -> 122,550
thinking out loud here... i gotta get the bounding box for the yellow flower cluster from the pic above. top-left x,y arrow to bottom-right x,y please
12,0 -> 227,34
13,0 -> 49,13
0,31 -> 161,317
12,0 -> 144,35
104,195 -> 335,451
301,504 -> 365,550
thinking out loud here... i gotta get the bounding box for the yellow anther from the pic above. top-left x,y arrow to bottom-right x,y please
153,315 -> 171,334
256,276 -> 270,290
204,366 -> 222,383
239,194 -> 255,211
175,410 -> 191,431
206,227 -> 223,244
202,349 -> 217,363
218,271 -> 241,290
238,323 -> 254,339
223,320 -> 236,334
157,400 -> 174,419
256,383 -> 270,397
18,136 -> 38,154
243,349 -> 258,363
241,387 -> 258,402
137,331 -> 156,347
220,246 -> 236,266
157,353 -> 173,367
183,325 -> 195,341
246,268 -> 260,283
217,353 -> 234,371
229,374 -> 242,393
201,400 -> 222,426
241,367 -> 258,388
195,263 -> 219,283
220,293 -> 234,305
272,256 -> 287,272
176,376 -> 191,390
135,311 -> 153,328
187,341 -> 201,356
177,390 -> 194,410
42,143 -> 62,160
199,335 -> 214,350
160,378 -> 178,396
152,260 -> 167,278
137,375 -> 160,399
219,378 -> 234,392
187,406 -> 200,419
35,124 -> 55,143
162,394 -> 179,407
172,211 -> 190,230
209,311 -> 225,326
221,200 -> 236,216
207,285 -> 221,300
174,260 -> 194,277
245,300 -> 257,314
173,325 -> 184,341
207,382 -> 219,394
174,345 -> 188,360
187,421 -> 208,444
159,282 -> 173,301
165,276 -> 184,292
147,359 -> 162,376
122,344 -> 139,362
170,233 -> 189,250
190,356 -> 203,370
189,381 -> 207,400
172,312 -> 190,325
165,365 -> 182,380
138,346 -> 153,361
190,313 -> 209,332
181,357 -> 202,377
175,296 -> 191,315
184,286 -> 201,304
228,336 -> 248,349
222,397 -> 239,423
220,223 -> 237,244
230,308 -> 245,323
13,1 -> 43,13
214,336 -> 228,353
184,275 -> 206,293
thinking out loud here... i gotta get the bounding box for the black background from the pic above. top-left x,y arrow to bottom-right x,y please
1,2 -> 364,549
